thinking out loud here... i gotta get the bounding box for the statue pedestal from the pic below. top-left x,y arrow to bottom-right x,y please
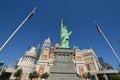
47,48 -> 79,80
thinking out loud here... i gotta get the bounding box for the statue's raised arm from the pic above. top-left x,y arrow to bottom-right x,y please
68,31 -> 72,36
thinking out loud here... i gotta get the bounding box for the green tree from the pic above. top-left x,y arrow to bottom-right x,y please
87,72 -> 91,79
0,69 -> 7,80
76,73 -> 80,78
29,71 -> 39,80
110,75 -> 120,80
83,73 -> 87,79
83,72 -> 91,80
14,68 -> 22,80
41,72 -> 49,80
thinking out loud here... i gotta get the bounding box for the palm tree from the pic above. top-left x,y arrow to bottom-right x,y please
41,72 -> 49,80
29,71 -> 39,80
14,68 -> 22,80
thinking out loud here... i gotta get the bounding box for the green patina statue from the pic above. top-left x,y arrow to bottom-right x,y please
60,19 -> 72,48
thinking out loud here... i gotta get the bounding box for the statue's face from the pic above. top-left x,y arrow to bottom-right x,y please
64,26 -> 67,29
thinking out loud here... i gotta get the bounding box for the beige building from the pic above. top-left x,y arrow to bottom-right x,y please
10,46 -> 37,80
73,46 -> 101,79
36,38 -> 51,76
8,37 -> 119,80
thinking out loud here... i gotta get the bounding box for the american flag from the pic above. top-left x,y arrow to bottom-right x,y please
95,22 -> 102,34
27,7 -> 37,20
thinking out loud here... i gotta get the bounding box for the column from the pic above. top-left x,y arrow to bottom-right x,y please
92,57 -> 99,70
94,74 -> 99,80
25,56 -> 27,62
28,56 -> 30,62
30,56 -> 32,63
104,74 -> 108,80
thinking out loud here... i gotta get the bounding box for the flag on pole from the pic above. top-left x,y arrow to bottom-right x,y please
0,7 -> 37,52
28,10 -> 35,19
94,21 -> 120,64
27,7 -> 37,20
95,22 -> 102,34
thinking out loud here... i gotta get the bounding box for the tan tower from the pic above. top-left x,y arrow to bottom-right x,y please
36,37 -> 51,75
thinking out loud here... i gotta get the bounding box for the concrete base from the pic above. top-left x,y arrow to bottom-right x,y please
47,48 -> 79,80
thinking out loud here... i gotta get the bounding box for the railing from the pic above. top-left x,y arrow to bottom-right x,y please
89,70 -> 119,74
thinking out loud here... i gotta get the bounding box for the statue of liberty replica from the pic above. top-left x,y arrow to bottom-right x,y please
47,19 -> 79,80
60,19 -> 72,48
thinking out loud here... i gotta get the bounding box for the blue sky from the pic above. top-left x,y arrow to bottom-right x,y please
0,0 -> 120,69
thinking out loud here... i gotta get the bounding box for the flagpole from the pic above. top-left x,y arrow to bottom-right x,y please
96,22 -> 120,63
0,7 -> 37,52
